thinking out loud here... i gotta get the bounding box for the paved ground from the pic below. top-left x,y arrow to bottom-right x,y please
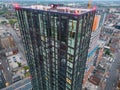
105,51 -> 120,90
0,56 -> 12,85
2,77 -> 32,90
0,25 -> 26,59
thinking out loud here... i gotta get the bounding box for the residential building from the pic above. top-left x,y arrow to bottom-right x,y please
15,5 -> 96,90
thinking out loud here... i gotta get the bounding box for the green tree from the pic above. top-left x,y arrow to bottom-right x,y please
105,49 -> 111,56
23,66 -> 29,71
9,19 -> 17,27
23,66 -> 30,77
17,62 -> 22,67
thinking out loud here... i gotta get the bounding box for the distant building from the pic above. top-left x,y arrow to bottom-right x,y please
16,5 -> 96,90
109,8 -> 116,13
0,65 -> 6,89
100,26 -> 114,44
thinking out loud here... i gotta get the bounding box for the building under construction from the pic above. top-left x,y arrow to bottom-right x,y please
0,30 -> 18,56
16,4 -> 96,90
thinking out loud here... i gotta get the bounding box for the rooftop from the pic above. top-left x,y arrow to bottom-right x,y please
7,53 -> 27,70
0,26 -> 11,38
88,75 -> 100,85
15,4 -> 95,15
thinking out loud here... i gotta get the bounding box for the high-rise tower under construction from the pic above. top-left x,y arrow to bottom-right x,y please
15,5 -> 95,90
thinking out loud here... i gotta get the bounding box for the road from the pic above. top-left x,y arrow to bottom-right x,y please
0,55 -> 12,85
105,51 -> 120,90
2,77 -> 32,90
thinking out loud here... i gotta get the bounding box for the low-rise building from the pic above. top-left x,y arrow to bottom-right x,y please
0,65 -> 6,89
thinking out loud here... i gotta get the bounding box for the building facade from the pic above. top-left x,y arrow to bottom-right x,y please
16,5 -> 95,90
83,9 -> 106,86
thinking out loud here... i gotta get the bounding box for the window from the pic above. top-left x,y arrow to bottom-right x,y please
68,19 -> 77,47
66,78 -> 71,84
70,31 -> 75,38
68,47 -> 74,55
66,83 -> 71,89
69,20 -> 77,32
67,55 -> 74,62
67,61 -> 73,68
66,72 -> 72,79
68,39 -> 75,47
55,54 -> 58,59
67,67 -> 73,74
41,36 -> 45,41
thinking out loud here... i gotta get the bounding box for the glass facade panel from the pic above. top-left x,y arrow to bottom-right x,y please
67,61 -> 73,68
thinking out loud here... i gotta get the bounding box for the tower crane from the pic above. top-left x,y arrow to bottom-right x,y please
87,0 -> 92,9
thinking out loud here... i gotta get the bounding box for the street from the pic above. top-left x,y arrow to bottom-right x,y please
0,55 -> 12,85
2,77 -> 32,90
105,51 -> 120,90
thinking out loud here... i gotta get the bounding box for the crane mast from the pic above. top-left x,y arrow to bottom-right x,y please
87,0 -> 92,9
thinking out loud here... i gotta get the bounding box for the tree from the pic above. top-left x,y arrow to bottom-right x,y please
105,49 -> 112,56
23,66 -> 29,71
17,62 -> 22,67
9,19 -> 17,27
23,66 -> 30,77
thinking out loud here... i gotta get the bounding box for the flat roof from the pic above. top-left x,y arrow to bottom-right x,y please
89,75 -> 100,85
15,5 -> 95,15
7,53 -> 27,69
